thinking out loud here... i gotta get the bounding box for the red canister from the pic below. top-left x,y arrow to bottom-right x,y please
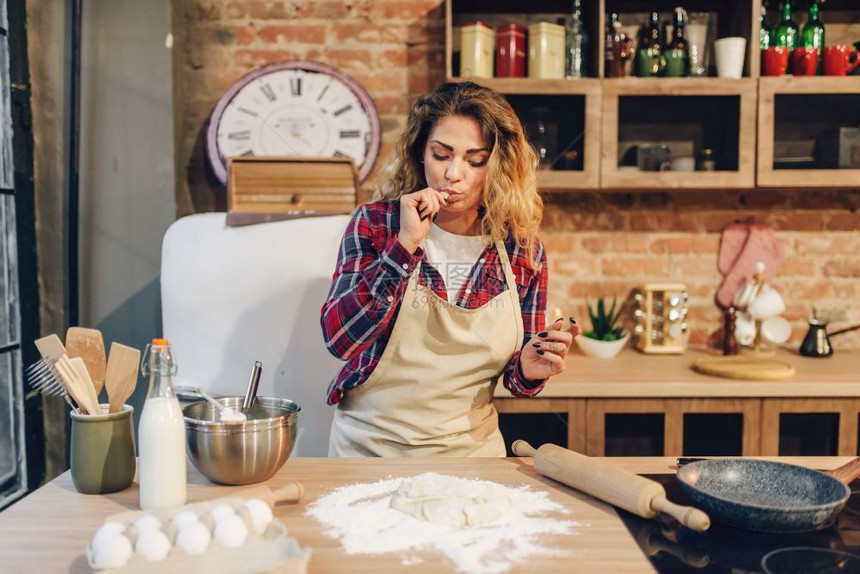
496,24 -> 526,77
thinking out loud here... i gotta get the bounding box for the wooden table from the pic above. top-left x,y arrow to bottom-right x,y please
494,348 -> 860,456
0,456 -> 853,573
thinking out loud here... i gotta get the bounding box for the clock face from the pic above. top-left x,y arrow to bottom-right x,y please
206,60 -> 382,185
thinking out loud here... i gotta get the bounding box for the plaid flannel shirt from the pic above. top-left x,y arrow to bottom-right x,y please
320,200 -> 548,406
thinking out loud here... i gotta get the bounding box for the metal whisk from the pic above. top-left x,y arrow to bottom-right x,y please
27,334 -> 77,410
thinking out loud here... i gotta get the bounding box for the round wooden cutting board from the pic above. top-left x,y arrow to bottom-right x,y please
691,356 -> 796,381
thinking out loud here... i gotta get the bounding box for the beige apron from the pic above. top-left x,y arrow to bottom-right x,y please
329,240 -> 523,457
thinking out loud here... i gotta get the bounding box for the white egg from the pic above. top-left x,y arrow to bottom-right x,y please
241,498 -> 273,534
134,528 -> 171,561
172,510 -> 199,530
209,503 -> 236,522
175,521 -> 211,555
134,514 -> 162,533
214,514 -> 248,548
90,522 -> 126,553
91,532 -> 133,569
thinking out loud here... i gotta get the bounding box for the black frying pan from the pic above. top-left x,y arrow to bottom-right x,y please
677,459 -> 851,533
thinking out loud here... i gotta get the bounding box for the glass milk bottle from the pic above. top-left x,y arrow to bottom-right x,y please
138,338 -> 187,509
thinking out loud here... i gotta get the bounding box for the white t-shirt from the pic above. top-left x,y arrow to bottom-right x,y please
422,223 -> 486,301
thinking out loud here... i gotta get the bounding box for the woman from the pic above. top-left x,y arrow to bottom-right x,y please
321,82 -> 580,457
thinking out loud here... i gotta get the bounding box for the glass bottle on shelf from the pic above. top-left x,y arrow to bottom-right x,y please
636,12 -> 664,77
138,338 -> 187,510
528,107 -> 558,170
774,1 -> 799,52
801,0 -> 825,71
565,0 -> 589,78
664,7 -> 690,77
605,13 -> 632,78
760,1 -> 772,50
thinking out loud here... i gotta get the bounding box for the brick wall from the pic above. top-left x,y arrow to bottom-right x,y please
174,0 -> 860,350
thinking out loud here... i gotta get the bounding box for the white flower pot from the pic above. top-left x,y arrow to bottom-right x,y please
575,333 -> 630,359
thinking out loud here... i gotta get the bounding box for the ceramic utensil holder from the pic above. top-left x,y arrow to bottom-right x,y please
70,404 -> 136,494
634,283 -> 688,354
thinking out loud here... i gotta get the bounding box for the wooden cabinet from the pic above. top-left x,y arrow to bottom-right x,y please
445,0 -> 860,192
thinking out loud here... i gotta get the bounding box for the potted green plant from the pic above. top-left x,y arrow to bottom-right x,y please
575,296 -> 630,359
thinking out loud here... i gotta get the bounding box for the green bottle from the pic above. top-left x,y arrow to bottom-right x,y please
801,0 -> 825,71
760,2 -> 772,50
774,1 -> 799,51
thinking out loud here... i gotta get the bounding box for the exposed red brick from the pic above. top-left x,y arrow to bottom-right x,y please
603,257 -> 670,277
224,1 -> 247,19
379,48 -> 408,68
257,25 -> 326,45
581,234 -> 649,253
540,234 -> 577,253
370,0 -> 442,20
827,213 -> 860,231
823,259 -> 860,278
209,25 -> 256,46
649,236 -> 694,254
567,281 -> 636,300
232,49 -> 303,69
188,0 -> 220,21
669,256 -> 718,277
330,23 -> 407,44
777,256 -> 816,276
297,1 -> 351,19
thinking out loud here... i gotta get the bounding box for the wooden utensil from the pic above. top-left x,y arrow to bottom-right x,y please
54,355 -> 100,415
513,440 -> 710,532
691,356 -> 795,381
105,343 -> 140,414
65,327 -> 107,396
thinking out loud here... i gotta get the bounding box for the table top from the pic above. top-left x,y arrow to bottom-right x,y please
493,347 -> 860,399
0,456 -> 854,573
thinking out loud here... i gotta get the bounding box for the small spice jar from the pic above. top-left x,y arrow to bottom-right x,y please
528,22 -> 565,79
496,24 -> 527,77
698,148 -> 717,171
460,21 -> 495,78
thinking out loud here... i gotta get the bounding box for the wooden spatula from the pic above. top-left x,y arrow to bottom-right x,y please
105,343 -> 140,414
54,355 -> 101,415
65,327 -> 107,397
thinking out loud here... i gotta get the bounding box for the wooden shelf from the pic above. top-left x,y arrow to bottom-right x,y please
757,77 -> 860,188
601,79 -> 757,189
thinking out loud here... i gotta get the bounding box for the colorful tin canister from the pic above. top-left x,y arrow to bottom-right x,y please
528,22 -> 565,79
496,24 -> 527,77
460,21 -> 495,78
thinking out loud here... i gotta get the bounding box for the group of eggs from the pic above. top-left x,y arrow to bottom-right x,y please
90,498 -> 275,569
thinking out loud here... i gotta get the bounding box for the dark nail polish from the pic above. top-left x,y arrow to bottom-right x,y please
537,331 -> 548,338
570,318 -> 577,324
537,350 -> 545,355
432,213 -> 438,222
532,342 -> 541,348
420,214 -> 428,221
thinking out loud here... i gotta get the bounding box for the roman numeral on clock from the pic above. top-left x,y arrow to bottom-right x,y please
260,83 -> 277,102
339,130 -> 360,139
333,150 -> 350,158
228,130 -> 251,140
240,150 -> 255,156
237,107 -> 258,117
333,104 -> 353,117
290,78 -> 302,97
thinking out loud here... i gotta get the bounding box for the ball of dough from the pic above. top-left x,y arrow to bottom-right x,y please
240,499 -> 273,534
134,515 -> 162,533
134,528 -> 171,561
90,522 -> 126,553
91,532 -> 133,569
175,521 -> 211,555
214,514 -> 248,548
172,510 -> 199,530
209,503 -> 236,523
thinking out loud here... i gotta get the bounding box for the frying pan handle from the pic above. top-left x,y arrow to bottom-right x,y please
651,495 -> 711,532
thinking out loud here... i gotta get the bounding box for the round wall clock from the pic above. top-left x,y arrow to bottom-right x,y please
206,60 -> 382,185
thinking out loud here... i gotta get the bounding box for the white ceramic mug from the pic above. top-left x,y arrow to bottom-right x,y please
748,286 -> 786,320
714,37 -> 747,79
672,157 -> 696,171
761,316 -> 792,344
735,315 -> 756,347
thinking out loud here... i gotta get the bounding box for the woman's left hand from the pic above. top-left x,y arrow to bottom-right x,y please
519,317 -> 581,382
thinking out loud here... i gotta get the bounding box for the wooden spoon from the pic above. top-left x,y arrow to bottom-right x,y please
105,343 -> 140,414
65,327 -> 107,397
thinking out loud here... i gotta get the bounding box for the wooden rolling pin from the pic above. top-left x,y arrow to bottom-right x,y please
231,482 -> 305,508
513,441 -> 710,532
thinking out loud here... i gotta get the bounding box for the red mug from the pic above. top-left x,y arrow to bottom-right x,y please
823,45 -> 860,76
761,47 -> 789,76
791,47 -> 818,76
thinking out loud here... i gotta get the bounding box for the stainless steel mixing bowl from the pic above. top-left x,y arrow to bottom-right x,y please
183,396 -> 300,485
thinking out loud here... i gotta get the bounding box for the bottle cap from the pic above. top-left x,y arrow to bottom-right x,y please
151,338 -> 169,346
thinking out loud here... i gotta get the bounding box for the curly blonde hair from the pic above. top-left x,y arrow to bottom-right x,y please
375,82 -> 543,268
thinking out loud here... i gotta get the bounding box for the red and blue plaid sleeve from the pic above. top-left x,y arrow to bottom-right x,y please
501,238 -> 548,396
320,204 -> 423,361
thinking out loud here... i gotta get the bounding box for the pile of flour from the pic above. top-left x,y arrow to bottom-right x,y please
306,472 -> 581,573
